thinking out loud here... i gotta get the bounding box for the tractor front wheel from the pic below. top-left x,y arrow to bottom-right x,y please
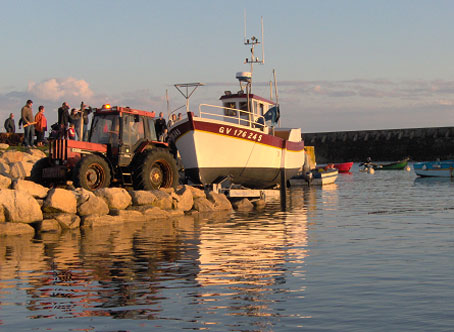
133,149 -> 179,190
73,155 -> 111,191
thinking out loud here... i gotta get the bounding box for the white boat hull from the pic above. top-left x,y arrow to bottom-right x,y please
289,169 -> 338,186
168,113 -> 305,188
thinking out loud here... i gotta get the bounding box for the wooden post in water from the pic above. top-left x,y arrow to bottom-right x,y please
280,140 -> 287,211
280,167 -> 287,211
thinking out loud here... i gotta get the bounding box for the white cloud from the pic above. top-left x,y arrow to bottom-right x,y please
27,77 -> 94,102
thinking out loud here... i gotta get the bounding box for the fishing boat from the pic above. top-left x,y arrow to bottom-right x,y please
167,24 -> 305,189
318,161 -> 353,173
414,160 -> 454,177
361,158 -> 409,171
288,168 -> 338,186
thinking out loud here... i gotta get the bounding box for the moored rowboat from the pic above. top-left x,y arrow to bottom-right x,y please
414,160 -> 454,177
318,161 -> 353,173
289,168 -> 338,186
361,158 -> 409,171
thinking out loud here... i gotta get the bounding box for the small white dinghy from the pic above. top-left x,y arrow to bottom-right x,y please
289,168 -> 338,186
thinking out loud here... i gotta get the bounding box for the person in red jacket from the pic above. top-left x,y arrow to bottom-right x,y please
34,106 -> 47,146
67,123 -> 76,140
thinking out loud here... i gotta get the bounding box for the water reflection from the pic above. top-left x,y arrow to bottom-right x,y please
0,205 -> 310,327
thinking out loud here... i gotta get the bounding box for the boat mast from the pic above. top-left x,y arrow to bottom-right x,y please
243,16 -> 264,113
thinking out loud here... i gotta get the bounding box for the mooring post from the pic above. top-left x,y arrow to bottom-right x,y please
280,168 -> 287,210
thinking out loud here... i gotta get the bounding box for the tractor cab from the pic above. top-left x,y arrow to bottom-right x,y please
89,105 -> 160,167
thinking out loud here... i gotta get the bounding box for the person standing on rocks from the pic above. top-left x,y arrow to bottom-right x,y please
4,113 -> 15,133
34,106 -> 47,146
21,99 -> 35,147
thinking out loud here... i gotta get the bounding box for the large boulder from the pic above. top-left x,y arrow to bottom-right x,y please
95,188 -> 132,210
74,188 -> 109,217
142,206 -> 170,219
130,190 -> 157,206
40,219 -> 61,232
24,149 -> 47,162
1,150 -> 23,164
43,188 -> 77,214
253,199 -> 266,210
0,205 -> 4,223
188,186 -> 206,199
151,190 -> 173,210
232,198 -> 254,211
0,223 -> 35,236
81,215 -> 124,228
0,189 -> 43,223
9,160 -> 34,179
109,209 -> 144,221
206,191 -> 232,211
193,197 -> 215,212
0,174 -> 11,189
12,179 -> 48,199
0,162 -> 10,177
54,213 -> 81,230
174,185 -> 194,211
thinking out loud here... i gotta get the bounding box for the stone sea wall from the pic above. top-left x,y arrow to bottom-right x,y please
0,146 -> 263,237
302,126 -> 454,163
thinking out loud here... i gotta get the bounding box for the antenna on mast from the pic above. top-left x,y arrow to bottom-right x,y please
243,9 -> 247,44
261,16 -> 265,64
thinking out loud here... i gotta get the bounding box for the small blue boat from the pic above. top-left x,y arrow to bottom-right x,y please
414,160 -> 454,177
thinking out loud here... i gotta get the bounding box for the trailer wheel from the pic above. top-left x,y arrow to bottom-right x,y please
73,155 -> 111,191
133,149 -> 179,190
31,157 -> 52,187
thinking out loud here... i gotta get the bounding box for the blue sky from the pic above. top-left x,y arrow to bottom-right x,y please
1,0 -> 454,132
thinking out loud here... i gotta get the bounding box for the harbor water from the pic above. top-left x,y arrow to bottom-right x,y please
1,163 -> 453,331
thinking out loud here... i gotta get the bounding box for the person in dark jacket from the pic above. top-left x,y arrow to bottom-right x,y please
21,99 -> 35,147
4,113 -> 15,133
58,102 -> 70,128
154,112 -> 167,141
57,102 -> 70,138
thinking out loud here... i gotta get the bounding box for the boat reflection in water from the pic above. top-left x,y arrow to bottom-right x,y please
0,202 -> 311,328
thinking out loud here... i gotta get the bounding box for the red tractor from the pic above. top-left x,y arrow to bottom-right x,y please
31,105 -> 179,191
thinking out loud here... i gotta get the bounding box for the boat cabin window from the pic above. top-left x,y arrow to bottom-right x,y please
223,102 -> 237,116
239,101 -> 248,112
259,103 -> 265,116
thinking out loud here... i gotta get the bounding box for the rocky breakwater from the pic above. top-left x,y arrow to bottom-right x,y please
0,146 -> 263,237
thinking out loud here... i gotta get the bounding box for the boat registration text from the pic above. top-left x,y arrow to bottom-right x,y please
219,126 -> 263,142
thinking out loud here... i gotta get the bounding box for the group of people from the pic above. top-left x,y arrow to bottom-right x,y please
2,99 -> 92,148
4,100 -> 182,147
56,102 -> 92,141
12,100 -> 48,148
155,112 -> 182,141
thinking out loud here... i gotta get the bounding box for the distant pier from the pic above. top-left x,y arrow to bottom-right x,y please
302,126 -> 454,163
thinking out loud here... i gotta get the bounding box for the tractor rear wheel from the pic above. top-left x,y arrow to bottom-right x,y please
31,157 -> 52,187
73,155 -> 111,191
133,149 -> 179,190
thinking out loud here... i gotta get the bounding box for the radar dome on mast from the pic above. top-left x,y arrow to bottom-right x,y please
236,71 -> 252,83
